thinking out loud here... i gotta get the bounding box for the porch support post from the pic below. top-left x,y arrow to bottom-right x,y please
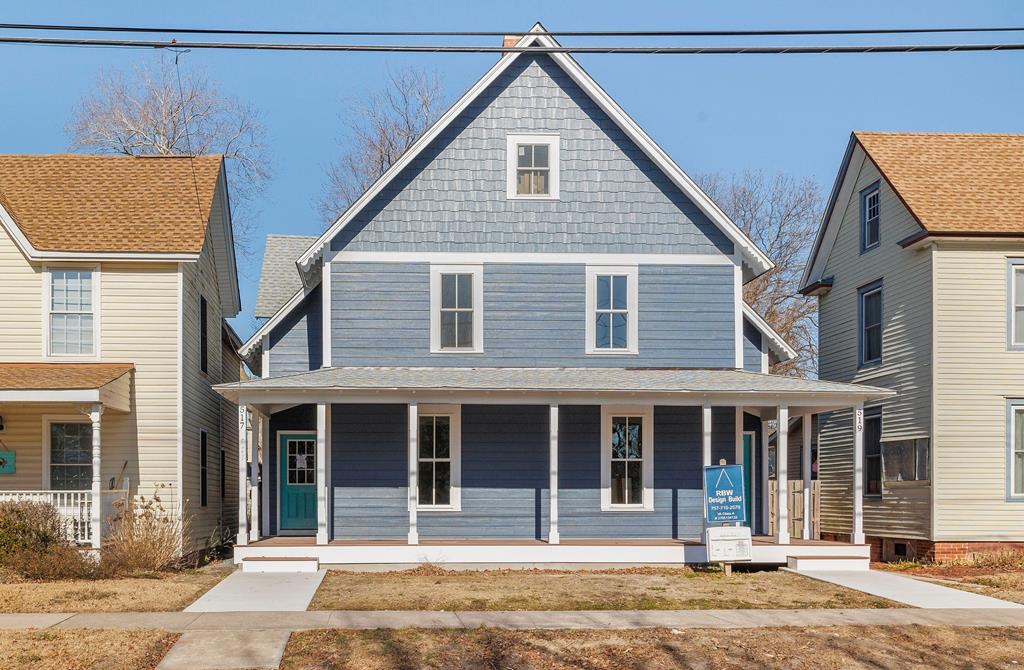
548,404 -> 559,545
316,403 -> 329,545
407,402 -> 419,545
89,404 -> 103,549
775,403 -> 790,545
260,412 -> 270,538
734,406 -> 743,465
802,413 -> 813,540
760,418 -> 769,535
248,412 -> 261,542
701,401 -> 712,467
236,404 -> 249,546
852,402 -> 865,545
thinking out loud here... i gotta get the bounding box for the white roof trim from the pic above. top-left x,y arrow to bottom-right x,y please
296,22 -> 773,281
742,303 -> 798,363
239,287 -> 307,358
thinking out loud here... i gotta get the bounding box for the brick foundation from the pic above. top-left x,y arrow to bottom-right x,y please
821,532 -> 1024,562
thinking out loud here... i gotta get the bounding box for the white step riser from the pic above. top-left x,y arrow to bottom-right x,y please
242,559 -> 319,574
788,556 -> 870,572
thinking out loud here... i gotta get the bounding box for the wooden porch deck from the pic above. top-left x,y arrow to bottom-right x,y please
248,536 -> 859,548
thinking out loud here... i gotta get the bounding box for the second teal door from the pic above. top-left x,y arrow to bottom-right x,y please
279,433 -> 317,530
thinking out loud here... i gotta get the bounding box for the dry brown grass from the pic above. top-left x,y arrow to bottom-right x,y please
310,565 -> 897,611
281,625 -> 1024,669
0,562 -> 234,613
0,629 -> 178,670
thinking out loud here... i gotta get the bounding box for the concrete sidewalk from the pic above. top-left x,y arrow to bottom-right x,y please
792,569 -> 1024,609
184,569 -> 326,613
4,607 -> 1024,632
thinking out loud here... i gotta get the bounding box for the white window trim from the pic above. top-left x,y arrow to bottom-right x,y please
41,414 -> 92,490
600,405 -> 654,511
506,133 -> 560,200
414,403 -> 462,511
42,265 -> 101,360
429,264 -> 484,354
585,265 -> 639,355
1010,262 -> 1024,349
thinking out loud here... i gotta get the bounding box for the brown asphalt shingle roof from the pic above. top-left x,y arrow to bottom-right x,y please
855,132 -> 1024,235
0,363 -> 133,390
0,154 -> 223,253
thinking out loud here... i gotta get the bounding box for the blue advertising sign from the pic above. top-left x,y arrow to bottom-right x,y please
704,464 -> 746,524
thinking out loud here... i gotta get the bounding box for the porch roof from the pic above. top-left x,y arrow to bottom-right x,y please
0,363 -> 133,412
215,366 -> 892,409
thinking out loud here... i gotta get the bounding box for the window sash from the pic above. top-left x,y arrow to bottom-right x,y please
417,415 -> 453,507
863,188 -> 880,248
1014,408 -> 1024,496
610,416 -> 644,506
861,287 -> 882,364
49,422 -> 92,491
49,270 -> 95,356
200,295 -> 209,374
595,274 -> 630,350
200,431 -> 208,508
515,144 -> 550,195
1013,267 -> 1024,346
439,273 -> 474,349
864,412 -> 882,495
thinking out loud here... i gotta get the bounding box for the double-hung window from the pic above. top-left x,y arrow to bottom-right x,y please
199,430 -> 208,508
1010,402 -> 1024,499
430,265 -> 483,353
47,421 -> 92,490
859,281 -> 883,367
585,266 -> 639,354
48,268 -> 97,357
601,406 -> 654,510
863,407 -> 882,496
416,405 -> 461,510
506,134 -> 559,199
861,182 -> 881,252
1009,260 -> 1024,349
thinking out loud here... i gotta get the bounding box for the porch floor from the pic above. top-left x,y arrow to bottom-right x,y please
248,536 -> 856,548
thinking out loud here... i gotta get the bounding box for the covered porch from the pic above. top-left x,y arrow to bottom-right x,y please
217,367 -> 892,565
0,363 -> 134,547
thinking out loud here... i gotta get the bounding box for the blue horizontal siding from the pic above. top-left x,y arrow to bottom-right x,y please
743,318 -> 764,373
267,286 -> 322,375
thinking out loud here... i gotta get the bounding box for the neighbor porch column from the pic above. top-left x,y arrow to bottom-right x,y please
701,400 -> 712,467
316,402 -> 329,545
407,402 -> 419,545
89,404 -> 103,549
852,402 -> 865,545
236,404 -> 249,546
248,411 -> 261,542
760,418 -> 769,534
775,403 -> 790,545
802,413 -> 813,540
548,404 -> 559,545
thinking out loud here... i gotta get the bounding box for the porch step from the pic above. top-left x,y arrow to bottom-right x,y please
787,555 -> 870,572
241,556 -> 320,573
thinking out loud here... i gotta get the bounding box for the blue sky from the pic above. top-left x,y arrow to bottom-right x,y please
2,1 -> 1022,337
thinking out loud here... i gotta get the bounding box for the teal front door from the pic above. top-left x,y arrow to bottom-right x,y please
741,433 -> 755,527
279,433 -> 317,530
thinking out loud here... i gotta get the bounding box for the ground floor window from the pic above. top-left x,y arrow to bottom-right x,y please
601,406 -> 654,510
863,407 -> 882,495
881,438 -> 929,482
416,405 -> 461,510
49,422 -> 92,490
1012,404 -> 1024,497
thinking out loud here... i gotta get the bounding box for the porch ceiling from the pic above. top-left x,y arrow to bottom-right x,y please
0,363 -> 132,412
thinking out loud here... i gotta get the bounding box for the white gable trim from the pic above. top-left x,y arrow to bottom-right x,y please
742,303 -> 797,363
296,23 -> 772,282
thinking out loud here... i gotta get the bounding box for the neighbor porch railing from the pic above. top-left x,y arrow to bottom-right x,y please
0,489 -> 129,545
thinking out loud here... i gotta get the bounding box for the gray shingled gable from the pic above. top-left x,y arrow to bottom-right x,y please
254,234 -> 317,318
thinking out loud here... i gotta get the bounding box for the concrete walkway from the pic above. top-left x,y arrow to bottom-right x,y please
792,569 -> 1024,609
184,569 -> 327,613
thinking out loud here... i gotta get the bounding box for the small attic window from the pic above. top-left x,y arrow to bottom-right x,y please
861,182 -> 881,252
507,134 -> 559,200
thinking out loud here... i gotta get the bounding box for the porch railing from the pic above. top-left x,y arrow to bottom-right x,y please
0,489 -> 129,545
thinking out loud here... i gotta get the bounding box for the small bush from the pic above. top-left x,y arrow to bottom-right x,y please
0,501 -> 95,580
100,494 -> 187,576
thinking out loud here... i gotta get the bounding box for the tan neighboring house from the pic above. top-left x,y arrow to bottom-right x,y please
801,132 -> 1024,561
0,154 -> 244,551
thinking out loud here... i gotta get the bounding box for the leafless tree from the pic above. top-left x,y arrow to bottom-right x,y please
699,172 -> 823,377
67,58 -> 269,253
319,67 -> 447,224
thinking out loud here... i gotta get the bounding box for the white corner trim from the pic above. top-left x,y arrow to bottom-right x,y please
585,265 -> 639,355
734,258 -> 743,369
413,403 -> 462,512
322,260 -> 332,368
742,303 -> 798,363
40,264 -> 101,361
600,404 -> 654,512
506,133 -> 560,200
429,264 -> 484,354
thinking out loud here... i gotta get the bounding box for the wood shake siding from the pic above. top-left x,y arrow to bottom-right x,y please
816,151 -> 932,540
933,242 -> 1024,541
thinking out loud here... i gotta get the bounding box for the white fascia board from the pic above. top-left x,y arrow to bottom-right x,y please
0,389 -> 100,403
212,164 -> 242,316
239,287 -> 307,358
742,303 -> 798,363
296,23 -> 773,282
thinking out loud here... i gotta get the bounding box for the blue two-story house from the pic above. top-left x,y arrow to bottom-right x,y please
218,24 -> 890,568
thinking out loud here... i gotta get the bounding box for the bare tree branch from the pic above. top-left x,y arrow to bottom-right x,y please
66,58 -> 270,255
698,171 -> 823,377
319,67 -> 447,225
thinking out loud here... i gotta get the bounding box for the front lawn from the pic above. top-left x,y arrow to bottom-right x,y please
0,562 -> 234,613
0,629 -> 178,670
310,565 -> 897,611
281,625 -> 1024,669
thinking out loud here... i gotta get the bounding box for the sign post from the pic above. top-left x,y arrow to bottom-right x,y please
704,461 -> 751,574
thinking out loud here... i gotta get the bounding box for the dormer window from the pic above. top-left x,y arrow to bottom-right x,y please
506,134 -> 559,199
861,182 -> 881,252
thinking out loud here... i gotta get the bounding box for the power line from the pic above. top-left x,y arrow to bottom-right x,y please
1,22 -> 1023,38
0,35 -> 1022,54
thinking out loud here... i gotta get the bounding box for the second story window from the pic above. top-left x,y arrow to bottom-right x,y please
199,295 -> 209,374
1010,261 -> 1024,348
430,264 -> 483,353
585,266 -> 638,355
48,268 -> 97,357
861,182 -> 881,252
506,134 -> 559,199
859,281 -> 882,367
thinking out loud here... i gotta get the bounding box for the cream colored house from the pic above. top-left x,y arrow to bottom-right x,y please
801,132 -> 1024,561
0,154 -> 244,550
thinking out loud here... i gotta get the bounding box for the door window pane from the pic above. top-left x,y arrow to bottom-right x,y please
286,439 -> 315,485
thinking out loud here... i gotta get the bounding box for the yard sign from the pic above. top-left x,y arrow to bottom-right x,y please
703,464 -> 746,524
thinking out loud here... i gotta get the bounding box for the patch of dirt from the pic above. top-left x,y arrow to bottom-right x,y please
281,626 -> 1024,669
0,629 -> 178,670
0,562 -> 234,613
310,566 -> 898,611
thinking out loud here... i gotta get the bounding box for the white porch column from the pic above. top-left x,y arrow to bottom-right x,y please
316,403 -> 329,545
248,412 -> 261,542
802,413 -> 813,540
88,404 -> 103,549
407,402 -> 419,545
775,403 -> 790,545
734,406 -> 744,465
548,404 -> 559,545
852,402 -> 865,544
701,401 -> 712,467
236,404 -> 249,546
260,412 -> 270,537
760,418 -> 769,534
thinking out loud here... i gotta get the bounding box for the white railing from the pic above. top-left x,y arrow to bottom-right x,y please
0,490 -> 95,544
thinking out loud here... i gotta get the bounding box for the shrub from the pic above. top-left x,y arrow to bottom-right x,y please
100,494 -> 187,576
0,501 -> 95,580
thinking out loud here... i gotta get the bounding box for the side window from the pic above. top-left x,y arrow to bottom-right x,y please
200,429 -> 208,508
859,281 -> 883,367
199,295 -> 209,374
861,182 -> 881,252
1009,261 -> 1024,348
882,438 -> 929,482
506,134 -> 559,199
864,407 -> 882,496
585,266 -> 639,355
430,265 -> 483,353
